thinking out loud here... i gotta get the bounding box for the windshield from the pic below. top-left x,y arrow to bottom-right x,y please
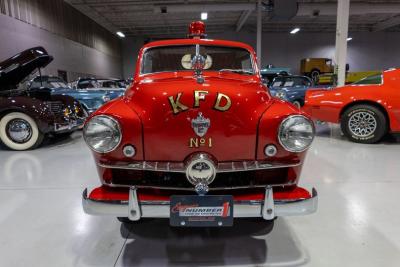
141,45 -> 254,75
100,80 -> 119,88
78,80 -> 100,89
353,74 -> 382,85
30,77 -> 69,89
271,77 -> 311,87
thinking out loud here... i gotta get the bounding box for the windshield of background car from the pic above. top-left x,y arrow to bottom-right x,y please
30,77 -> 68,89
99,81 -> 119,88
272,77 -> 311,87
141,45 -> 254,75
78,80 -> 100,89
353,74 -> 382,85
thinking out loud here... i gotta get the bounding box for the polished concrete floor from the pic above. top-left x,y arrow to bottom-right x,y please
0,124 -> 400,267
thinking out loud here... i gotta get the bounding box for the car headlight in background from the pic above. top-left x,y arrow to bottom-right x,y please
102,95 -> 111,102
278,115 -> 314,152
275,90 -> 286,99
83,115 -> 121,153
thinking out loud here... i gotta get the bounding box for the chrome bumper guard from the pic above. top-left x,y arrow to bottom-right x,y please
82,187 -> 318,221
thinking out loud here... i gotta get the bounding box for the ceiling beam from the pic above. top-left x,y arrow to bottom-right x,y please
153,3 -> 256,13
236,10 -> 252,32
372,15 -> 400,31
297,3 -> 400,16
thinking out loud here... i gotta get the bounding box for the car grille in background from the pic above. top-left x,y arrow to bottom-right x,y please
45,101 -> 64,115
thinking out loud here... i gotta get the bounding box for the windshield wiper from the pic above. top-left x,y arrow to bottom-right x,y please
219,69 -> 254,75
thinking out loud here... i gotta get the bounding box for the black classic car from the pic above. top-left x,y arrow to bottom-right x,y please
0,47 -> 85,150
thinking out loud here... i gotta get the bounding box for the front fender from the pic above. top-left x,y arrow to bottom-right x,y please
256,100 -> 309,185
89,98 -> 144,163
0,96 -> 54,132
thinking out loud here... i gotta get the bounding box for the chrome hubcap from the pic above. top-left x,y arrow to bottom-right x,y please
348,112 -> 377,137
6,119 -> 32,143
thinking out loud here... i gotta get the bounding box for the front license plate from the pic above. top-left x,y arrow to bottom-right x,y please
170,195 -> 233,227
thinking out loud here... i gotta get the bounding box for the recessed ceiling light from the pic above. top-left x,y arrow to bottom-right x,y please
347,37 -> 353,41
290,27 -> 300,34
116,31 -> 125,38
201,12 -> 208,20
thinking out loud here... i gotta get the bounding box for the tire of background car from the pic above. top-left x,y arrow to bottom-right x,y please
0,112 -> 44,150
340,104 -> 387,144
292,100 -> 303,108
310,69 -> 320,82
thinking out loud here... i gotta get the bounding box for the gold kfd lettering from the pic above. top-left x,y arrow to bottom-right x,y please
168,90 -> 231,114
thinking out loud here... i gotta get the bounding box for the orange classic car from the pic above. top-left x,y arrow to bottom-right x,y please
304,69 -> 400,144
81,22 -> 317,227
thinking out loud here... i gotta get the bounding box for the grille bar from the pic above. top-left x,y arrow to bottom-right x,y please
45,101 -> 64,115
98,160 -> 300,173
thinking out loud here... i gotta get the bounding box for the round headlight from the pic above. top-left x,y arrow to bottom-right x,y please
83,115 -> 121,153
278,115 -> 314,152
275,90 -> 286,99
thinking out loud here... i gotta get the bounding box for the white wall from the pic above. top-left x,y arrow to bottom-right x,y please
122,30 -> 400,78
0,14 -> 122,81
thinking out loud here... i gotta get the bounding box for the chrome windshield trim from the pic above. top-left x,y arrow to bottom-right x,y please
98,160 -> 300,173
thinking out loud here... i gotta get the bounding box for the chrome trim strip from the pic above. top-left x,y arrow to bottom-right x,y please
82,187 -> 318,220
98,160 -> 300,173
101,182 -> 297,190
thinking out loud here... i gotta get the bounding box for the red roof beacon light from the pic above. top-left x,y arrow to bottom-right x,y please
188,21 -> 206,39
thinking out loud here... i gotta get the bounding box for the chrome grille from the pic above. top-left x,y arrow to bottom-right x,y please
45,101 -> 64,115
98,160 -> 301,173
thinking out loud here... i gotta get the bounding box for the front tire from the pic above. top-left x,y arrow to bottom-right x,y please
0,112 -> 44,150
340,105 -> 387,144
310,69 -> 320,82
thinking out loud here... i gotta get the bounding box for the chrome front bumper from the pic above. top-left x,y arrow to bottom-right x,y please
82,187 -> 318,221
54,118 -> 84,132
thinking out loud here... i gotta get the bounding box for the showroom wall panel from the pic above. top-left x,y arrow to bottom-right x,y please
0,0 -> 122,81
217,30 -> 400,74
122,30 -> 400,78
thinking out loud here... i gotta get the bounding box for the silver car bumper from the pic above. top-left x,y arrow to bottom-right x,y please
54,118 -> 84,132
82,187 -> 318,221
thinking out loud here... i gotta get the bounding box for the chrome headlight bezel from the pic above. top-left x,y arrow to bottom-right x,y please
275,90 -> 287,99
102,95 -> 111,102
83,115 -> 122,153
278,115 -> 315,153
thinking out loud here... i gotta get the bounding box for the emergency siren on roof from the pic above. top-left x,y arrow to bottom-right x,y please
188,21 -> 206,39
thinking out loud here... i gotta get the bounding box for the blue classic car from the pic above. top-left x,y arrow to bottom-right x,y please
260,65 -> 291,86
29,76 -> 125,115
70,77 -> 126,102
268,75 -> 313,108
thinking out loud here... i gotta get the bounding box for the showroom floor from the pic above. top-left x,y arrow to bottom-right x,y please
0,124 -> 399,267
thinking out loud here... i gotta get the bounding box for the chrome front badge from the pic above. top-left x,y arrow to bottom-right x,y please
185,153 -> 216,195
191,112 -> 210,137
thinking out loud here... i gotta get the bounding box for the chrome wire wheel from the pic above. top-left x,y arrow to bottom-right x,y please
6,119 -> 33,144
348,111 -> 377,137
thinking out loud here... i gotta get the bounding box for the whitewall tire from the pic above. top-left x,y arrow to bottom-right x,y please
0,112 -> 44,150
292,100 -> 302,108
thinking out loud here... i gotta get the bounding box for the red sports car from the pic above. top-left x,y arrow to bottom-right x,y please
82,22 -> 317,227
304,69 -> 400,143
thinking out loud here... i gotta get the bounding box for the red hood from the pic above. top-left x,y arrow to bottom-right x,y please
124,74 -> 272,161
